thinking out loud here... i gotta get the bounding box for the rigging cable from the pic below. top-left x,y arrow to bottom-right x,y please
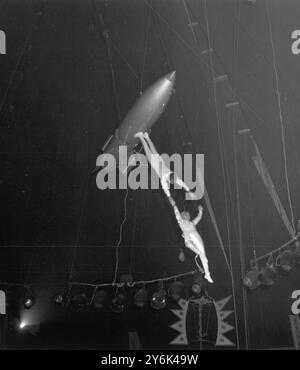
202,0 -> 242,349
112,187 -> 129,285
152,1 -> 232,274
92,0 -> 121,126
265,0 -> 295,235
140,6 -> 152,94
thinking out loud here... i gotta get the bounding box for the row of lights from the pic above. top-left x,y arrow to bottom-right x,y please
243,241 -> 300,290
23,274 -> 206,313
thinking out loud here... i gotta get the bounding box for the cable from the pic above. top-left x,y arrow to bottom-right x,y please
140,6 -> 152,94
265,0 -> 295,236
72,269 -> 198,289
112,188 -> 129,285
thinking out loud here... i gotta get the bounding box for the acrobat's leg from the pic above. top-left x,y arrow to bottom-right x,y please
186,237 -> 213,283
174,176 -> 195,198
197,251 -> 213,283
143,132 -> 159,156
161,173 -> 171,197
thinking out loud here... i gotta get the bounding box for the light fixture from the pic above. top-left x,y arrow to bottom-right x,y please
151,284 -> 167,310
71,293 -> 88,309
191,274 -> 205,295
93,290 -> 108,309
277,249 -> 294,274
110,293 -> 126,313
134,286 -> 148,308
54,293 -> 64,305
23,287 -> 35,309
169,281 -> 184,301
259,255 -> 277,287
243,267 -> 261,290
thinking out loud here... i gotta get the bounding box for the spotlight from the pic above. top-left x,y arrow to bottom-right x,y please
243,268 -> 260,290
259,255 -> 277,287
23,288 -> 35,309
19,321 -> 26,329
54,293 -> 64,305
134,287 -> 148,308
151,286 -> 167,310
277,249 -> 294,274
169,281 -> 184,301
110,293 -> 126,313
191,274 -> 206,295
93,290 -> 108,309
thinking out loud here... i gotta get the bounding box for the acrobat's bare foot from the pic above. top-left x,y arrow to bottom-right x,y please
134,131 -> 144,139
205,274 -> 213,283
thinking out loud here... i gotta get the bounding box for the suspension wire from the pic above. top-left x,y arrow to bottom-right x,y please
243,135 -> 257,261
110,42 -> 140,84
129,191 -> 138,274
182,0 -> 198,45
92,0 -> 121,126
265,0 -> 295,235
112,188 -> 129,285
152,3 -> 231,274
203,0 -> 242,350
140,6 -> 152,94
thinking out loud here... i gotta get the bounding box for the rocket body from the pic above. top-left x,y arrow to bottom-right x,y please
98,71 -> 176,171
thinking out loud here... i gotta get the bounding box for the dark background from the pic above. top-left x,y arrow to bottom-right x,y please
0,0 -> 299,349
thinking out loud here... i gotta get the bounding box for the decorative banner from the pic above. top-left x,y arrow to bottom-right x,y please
215,296 -> 235,346
169,296 -> 235,348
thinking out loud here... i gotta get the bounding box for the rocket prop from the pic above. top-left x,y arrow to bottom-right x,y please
94,71 -> 176,173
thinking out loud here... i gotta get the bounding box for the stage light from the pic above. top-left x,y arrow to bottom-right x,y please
54,293 -> 64,305
169,281 -> 184,301
93,290 -> 108,309
23,288 -> 35,309
191,274 -> 205,295
19,321 -> 26,329
259,256 -> 277,287
134,287 -> 148,308
151,287 -> 167,310
110,293 -> 126,313
71,293 -> 88,309
277,249 -> 294,274
243,268 -> 260,290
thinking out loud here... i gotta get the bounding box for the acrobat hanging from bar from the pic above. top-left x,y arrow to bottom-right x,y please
134,131 -> 213,283
134,131 -> 195,199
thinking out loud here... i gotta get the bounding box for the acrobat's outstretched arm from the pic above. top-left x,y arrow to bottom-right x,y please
192,205 -> 203,226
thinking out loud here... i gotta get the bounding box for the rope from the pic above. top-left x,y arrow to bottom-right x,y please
112,188 -> 129,285
265,0 -> 295,235
140,7 -> 152,94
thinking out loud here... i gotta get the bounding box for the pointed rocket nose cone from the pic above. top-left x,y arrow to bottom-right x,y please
166,71 -> 176,83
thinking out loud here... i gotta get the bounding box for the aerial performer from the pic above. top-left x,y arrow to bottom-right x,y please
169,196 -> 213,283
134,131 -> 196,199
